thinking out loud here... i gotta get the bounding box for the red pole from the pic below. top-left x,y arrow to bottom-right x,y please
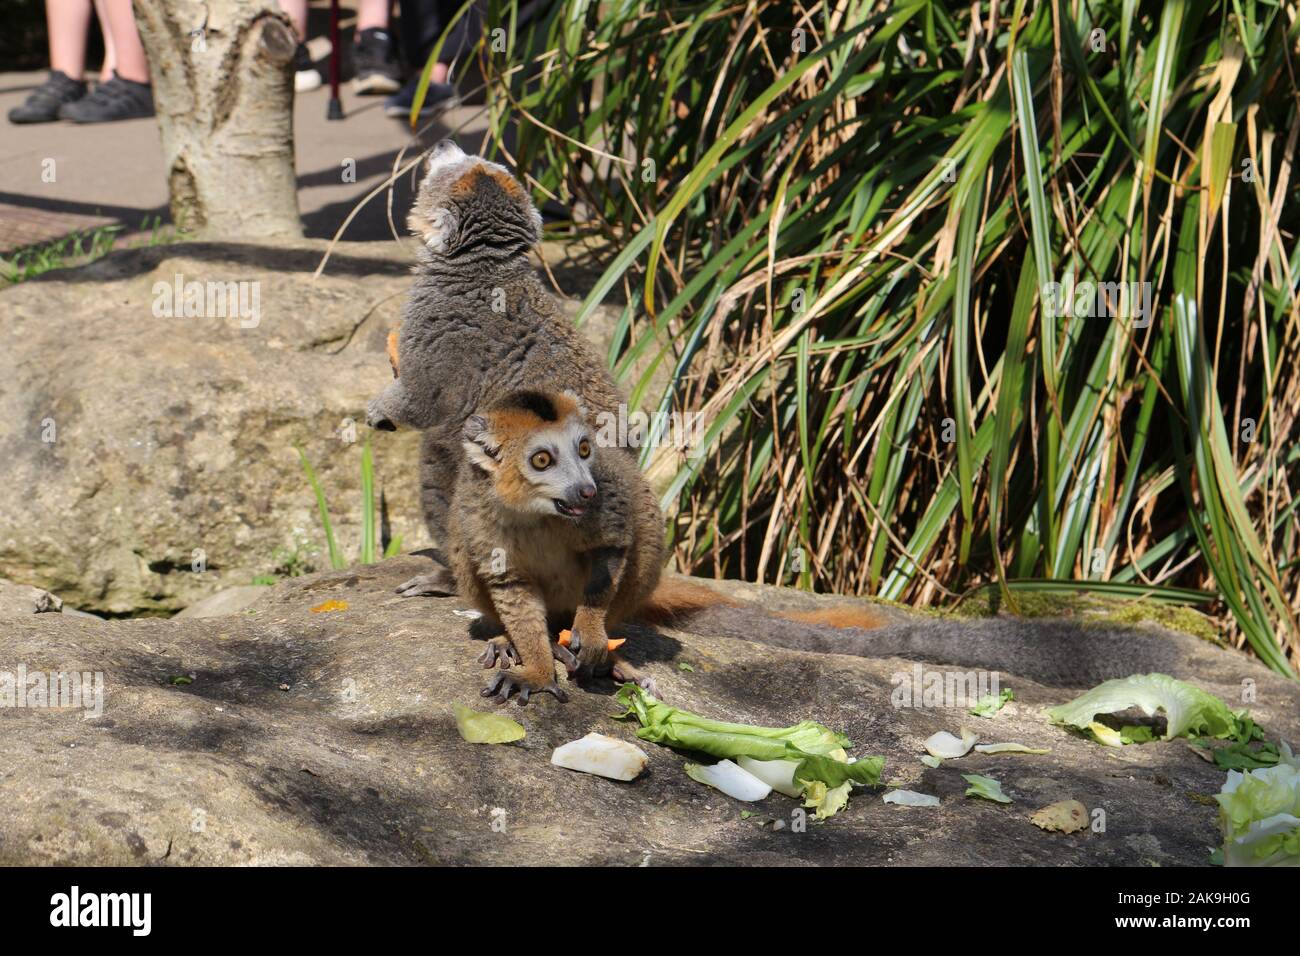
327,0 -> 344,119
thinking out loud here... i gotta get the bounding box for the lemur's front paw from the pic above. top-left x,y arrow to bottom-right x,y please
481,669 -> 568,706
477,636 -> 519,669
569,624 -> 612,678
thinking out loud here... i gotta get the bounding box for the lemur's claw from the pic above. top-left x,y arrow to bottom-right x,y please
481,671 -> 568,706
551,643 -> 579,674
478,637 -> 519,670
395,568 -> 456,597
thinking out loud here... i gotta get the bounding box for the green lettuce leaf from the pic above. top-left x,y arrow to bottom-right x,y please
970,688 -> 1015,718
1210,741 -> 1280,772
801,780 -> 852,820
454,703 -> 525,744
962,773 -> 1012,804
614,683 -> 883,815
1048,674 -> 1247,742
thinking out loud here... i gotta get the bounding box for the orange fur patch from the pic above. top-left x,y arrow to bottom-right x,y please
488,394 -> 582,443
386,329 -> 400,377
451,166 -> 487,197
489,169 -> 525,198
492,460 -> 535,508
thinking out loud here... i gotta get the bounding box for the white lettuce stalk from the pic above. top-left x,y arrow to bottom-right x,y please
736,756 -> 803,798
1216,742 -> 1300,866
924,727 -> 978,758
685,759 -> 772,801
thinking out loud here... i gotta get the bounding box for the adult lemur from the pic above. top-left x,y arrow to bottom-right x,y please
366,140 -> 625,598
368,144 -> 884,703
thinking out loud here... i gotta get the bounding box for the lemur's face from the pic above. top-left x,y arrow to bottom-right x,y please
407,140 -> 542,257
463,392 -> 598,520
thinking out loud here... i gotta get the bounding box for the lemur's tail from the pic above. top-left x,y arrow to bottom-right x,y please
637,577 -> 885,631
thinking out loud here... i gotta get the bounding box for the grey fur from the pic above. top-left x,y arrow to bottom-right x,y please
366,142 -> 626,554
672,606 -> 1195,688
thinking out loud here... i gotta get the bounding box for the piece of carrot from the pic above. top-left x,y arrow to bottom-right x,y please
557,629 -> 625,651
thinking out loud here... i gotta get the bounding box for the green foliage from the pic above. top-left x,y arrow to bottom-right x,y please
295,436 -> 403,571
468,1 -> 1300,673
1,216 -> 183,284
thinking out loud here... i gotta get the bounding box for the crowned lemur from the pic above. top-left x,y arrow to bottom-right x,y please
366,139 -> 626,599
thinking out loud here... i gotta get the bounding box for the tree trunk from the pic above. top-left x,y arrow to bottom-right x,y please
133,0 -> 302,238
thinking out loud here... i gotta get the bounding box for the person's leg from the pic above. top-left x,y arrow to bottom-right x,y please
277,0 -> 321,92
57,0 -> 153,121
98,0 -> 148,84
47,0 -> 93,80
353,0 -> 400,93
384,0 -> 480,112
357,0 -> 390,32
278,0 -> 309,41
92,0 -> 116,82
9,0 -> 92,122
431,0 -> 482,77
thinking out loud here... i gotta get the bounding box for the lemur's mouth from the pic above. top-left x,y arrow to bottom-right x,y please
553,499 -> 586,518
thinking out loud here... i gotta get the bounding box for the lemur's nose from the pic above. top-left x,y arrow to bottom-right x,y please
578,483 -> 596,500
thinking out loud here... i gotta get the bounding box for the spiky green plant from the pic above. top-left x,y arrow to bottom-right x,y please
296,436 -> 402,570
445,0 -> 1300,673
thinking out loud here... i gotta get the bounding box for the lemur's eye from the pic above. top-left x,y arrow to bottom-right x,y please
530,450 -> 553,470
578,439 -> 591,459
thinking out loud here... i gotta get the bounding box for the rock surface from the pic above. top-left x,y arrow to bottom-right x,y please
173,584 -> 273,619
0,240 -> 627,614
0,578 -> 63,615
1,556 -> 1294,866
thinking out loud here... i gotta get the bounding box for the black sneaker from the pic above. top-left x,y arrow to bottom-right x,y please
8,70 -> 88,124
59,72 -> 154,123
383,74 -> 459,119
352,28 -> 400,94
293,43 -> 322,92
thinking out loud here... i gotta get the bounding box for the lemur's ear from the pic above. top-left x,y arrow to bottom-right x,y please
408,205 -> 458,254
462,415 -> 500,472
560,389 -> 588,419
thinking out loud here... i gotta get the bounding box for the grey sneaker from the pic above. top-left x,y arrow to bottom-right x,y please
383,75 -> 459,118
352,28 -> 401,94
8,70 -> 87,124
59,73 -> 154,123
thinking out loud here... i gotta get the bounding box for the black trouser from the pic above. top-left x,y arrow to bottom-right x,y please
397,0 -> 485,69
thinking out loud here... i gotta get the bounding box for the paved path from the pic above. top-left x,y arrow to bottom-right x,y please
0,65 -> 489,252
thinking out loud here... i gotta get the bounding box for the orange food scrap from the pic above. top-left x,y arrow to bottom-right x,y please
310,599 -> 349,613
556,629 -> 624,651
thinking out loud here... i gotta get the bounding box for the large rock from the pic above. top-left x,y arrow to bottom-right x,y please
0,240 -> 628,614
0,557 -> 1293,865
0,578 -> 62,615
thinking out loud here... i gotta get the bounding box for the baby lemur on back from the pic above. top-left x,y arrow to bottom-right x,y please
366,139 -> 626,598
450,389 -> 664,703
